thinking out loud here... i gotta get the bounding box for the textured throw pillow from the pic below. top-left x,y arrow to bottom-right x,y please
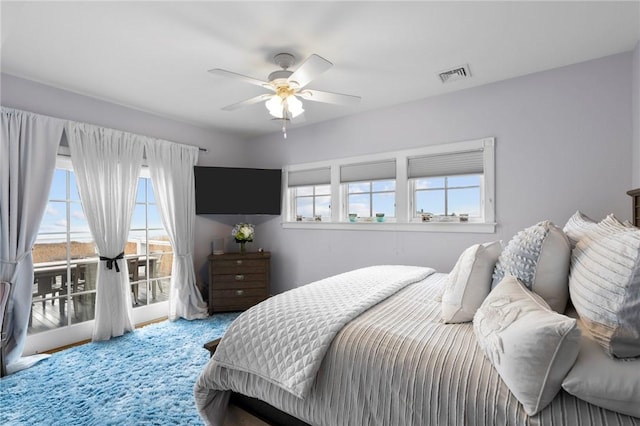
597,214 -> 635,236
474,276 -> 581,416
442,241 -> 502,323
563,211 -> 598,248
564,212 -> 635,248
562,319 -> 640,418
492,221 -> 571,313
569,229 -> 640,358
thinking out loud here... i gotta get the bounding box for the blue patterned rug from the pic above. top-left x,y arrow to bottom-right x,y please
0,313 -> 239,425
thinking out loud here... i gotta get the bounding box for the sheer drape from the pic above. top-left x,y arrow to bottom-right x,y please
145,140 -> 207,320
66,122 -> 144,341
1,108 -> 64,372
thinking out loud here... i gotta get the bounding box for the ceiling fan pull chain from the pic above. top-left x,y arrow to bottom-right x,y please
282,106 -> 287,139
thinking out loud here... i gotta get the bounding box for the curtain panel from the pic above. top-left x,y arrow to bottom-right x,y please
1,108 -> 64,372
66,122 -> 144,341
145,139 -> 208,320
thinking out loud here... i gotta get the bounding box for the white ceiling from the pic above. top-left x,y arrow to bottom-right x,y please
1,1 -> 639,140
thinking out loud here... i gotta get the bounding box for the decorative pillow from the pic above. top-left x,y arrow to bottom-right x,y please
569,229 -> 640,358
563,211 -> 598,247
474,275 -> 581,416
597,213 -> 636,236
562,319 -> 640,418
442,241 -> 502,323
492,221 -> 571,313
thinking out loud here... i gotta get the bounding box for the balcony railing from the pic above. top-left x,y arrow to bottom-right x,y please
29,254 -> 171,334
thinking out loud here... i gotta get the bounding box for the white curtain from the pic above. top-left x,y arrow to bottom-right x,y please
66,122 -> 144,341
145,139 -> 207,320
1,108 -> 64,372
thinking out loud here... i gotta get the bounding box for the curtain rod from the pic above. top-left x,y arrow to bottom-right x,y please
1,106 -> 209,153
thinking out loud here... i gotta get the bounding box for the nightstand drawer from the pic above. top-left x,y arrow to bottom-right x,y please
211,259 -> 267,274
211,295 -> 268,311
212,288 -> 267,299
211,274 -> 267,289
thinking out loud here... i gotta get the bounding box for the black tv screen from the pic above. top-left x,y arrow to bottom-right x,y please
194,166 -> 282,215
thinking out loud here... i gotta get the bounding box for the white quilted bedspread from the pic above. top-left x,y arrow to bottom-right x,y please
211,265 -> 434,399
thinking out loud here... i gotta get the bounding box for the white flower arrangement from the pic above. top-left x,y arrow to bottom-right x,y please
232,223 -> 254,243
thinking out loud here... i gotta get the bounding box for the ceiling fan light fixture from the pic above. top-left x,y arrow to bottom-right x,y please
286,95 -> 304,118
265,95 -> 284,118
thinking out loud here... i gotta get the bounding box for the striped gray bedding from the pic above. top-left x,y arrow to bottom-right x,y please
195,273 -> 640,426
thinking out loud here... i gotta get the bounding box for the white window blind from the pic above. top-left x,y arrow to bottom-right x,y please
408,149 -> 483,178
340,159 -> 396,183
288,167 -> 331,187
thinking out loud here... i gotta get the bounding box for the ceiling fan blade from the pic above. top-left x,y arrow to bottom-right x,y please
288,54 -> 333,89
298,89 -> 361,106
208,68 -> 272,89
221,94 -> 273,111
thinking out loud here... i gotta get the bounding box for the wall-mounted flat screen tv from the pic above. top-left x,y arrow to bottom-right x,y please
194,166 -> 282,215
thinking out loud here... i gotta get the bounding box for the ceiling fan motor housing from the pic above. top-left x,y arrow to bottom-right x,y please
269,53 -> 296,85
268,69 -> 293,82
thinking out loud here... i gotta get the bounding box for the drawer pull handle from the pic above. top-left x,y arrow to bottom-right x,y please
234,274 -> 245,281
236,260 -> 243,265
235,290 -> 245,296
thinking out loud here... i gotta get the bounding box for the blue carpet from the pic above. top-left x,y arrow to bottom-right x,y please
0,313 -> 240,425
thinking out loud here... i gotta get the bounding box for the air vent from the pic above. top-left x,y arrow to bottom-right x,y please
438,64 -> 471,84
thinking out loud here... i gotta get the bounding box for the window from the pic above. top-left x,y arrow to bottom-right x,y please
282,137 -> 495,232
30,158 -> 172,335
128,176 -> 173,308
341,159 -> 396,221
292,185 -> 331,220
413,175 -> 482,217
287,167 -> 331,221
408,149 -> 485,221
346,180 -> 396,218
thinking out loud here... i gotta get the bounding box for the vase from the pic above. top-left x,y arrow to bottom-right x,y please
239,241 -> 246,254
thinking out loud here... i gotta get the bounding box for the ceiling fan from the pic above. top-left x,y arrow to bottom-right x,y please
208,53 -> 361,138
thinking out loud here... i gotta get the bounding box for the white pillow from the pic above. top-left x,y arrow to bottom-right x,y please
442,241 -> 502,323
562,319 -> 640,418
474,275 -> 581,416
492,221 -> 571,313
563,211 -> 598,248
569,229 -> 640,358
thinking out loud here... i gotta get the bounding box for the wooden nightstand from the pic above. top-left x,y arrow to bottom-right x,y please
207,252 -> 270,314
628,188 -> 640,227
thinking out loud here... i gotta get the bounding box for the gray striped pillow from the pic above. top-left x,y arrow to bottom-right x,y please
563,211 -> 633,248
569,230 -> 640,358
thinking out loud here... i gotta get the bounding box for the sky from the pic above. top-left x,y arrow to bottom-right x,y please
38,169 -> 164,243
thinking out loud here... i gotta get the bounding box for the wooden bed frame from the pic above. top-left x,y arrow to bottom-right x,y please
213,188 -> 640,425
230,393 -> 310,426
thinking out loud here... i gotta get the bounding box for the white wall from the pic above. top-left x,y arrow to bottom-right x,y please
0,73 -> 251,286
246,52 -> 634,294
632,41 -> 640,188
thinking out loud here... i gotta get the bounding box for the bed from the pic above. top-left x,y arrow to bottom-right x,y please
194,210 -> 640,426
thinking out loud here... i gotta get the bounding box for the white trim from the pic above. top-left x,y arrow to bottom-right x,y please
282,137 -> 496,233
282,221 -> 496,233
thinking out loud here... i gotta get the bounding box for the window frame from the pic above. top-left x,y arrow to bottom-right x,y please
282,137 -> 495,233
